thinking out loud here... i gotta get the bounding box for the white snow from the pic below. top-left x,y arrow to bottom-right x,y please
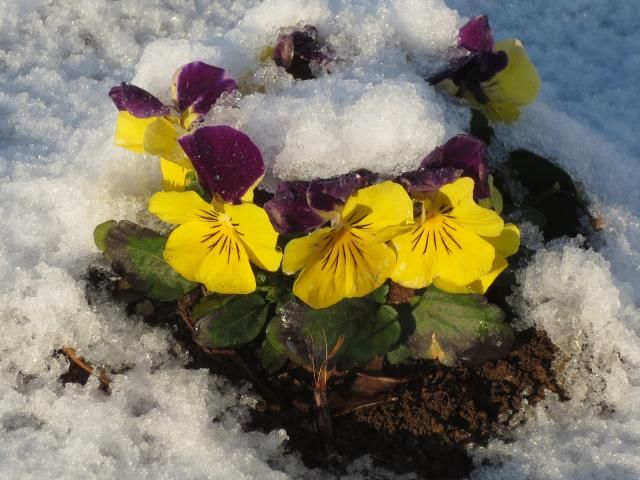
1,0 -> 639,479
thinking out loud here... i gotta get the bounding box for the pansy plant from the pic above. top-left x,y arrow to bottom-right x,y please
428,15 -> 540,122
148,126 -> 281,294
109,61 -> 237,188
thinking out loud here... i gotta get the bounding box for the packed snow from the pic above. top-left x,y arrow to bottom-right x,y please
1,0 -> 639,479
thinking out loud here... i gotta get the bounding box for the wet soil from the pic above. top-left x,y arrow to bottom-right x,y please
82,265 -> 567,480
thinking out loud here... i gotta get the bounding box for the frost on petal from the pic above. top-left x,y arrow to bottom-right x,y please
397,167 -> 462,197
458,15 -> 494,53
179,126 -> 265,203
420,135 -> 490,200
272,25 -> 330,80
172,61 -> 238,115
264,181 -> 325,234
307,170 -> 377,213
108,83 -> 170,118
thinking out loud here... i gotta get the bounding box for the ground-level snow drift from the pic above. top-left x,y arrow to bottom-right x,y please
0,0 -> 638,478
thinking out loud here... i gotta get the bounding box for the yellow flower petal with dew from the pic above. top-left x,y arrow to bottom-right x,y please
149,191 -> 212,224
114,111 -> 156,153
226,202 -> 282,271
160,158 -> 191,192
143,116 -> 191,168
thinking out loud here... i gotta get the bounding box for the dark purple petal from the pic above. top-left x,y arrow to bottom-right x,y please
272,25 -> 330,80
108,83 -> 170,118
458,15 -> 494,53
307,170 -> 377,213
173,62 -> 238,116
178,126 -> 265,203
264,181 -> 325,234
421,134 -> 490,199
396,167 -> 462,196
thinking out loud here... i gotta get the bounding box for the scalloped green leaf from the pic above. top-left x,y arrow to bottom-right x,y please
193,293 -> 269,349
267,298 -> 401,370
404,287 -> 513,367
99,220 -> 198,301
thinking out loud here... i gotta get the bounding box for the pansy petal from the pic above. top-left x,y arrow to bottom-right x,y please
149,191 -> 213,225
264,181 -> 325,234
109,83 -> 170,118
160,158 -> 191,192
433,255 -> 508,294
293,232 -> 397,309
273,33 -> 295,69
225,202 -> 282,272
114,111 -> 156,153
143,117 -> 191,167
482,101 -> 521,122
172,62 -> 238,116
392,218 -> 496,288
485,223 -> 520,257
423,135 -> 490,200
341,181 -> 414,231
197,235 -> 256,294
486,39 -> 540,107
282,227 -> 333,274
396,167 -> 461,197
179,126 -> 265,203
163,221 -> 213,281
438,178 -> 503,237
307,169 -> 377,213
458,15 -> 494,52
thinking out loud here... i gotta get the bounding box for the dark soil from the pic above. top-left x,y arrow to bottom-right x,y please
83,265 -> 567,480
250,328 -> 565,479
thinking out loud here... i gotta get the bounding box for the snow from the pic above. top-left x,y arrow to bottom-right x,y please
1,0 -> 639,479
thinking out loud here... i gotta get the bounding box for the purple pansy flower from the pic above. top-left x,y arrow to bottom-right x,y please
397,134 -> 489,200
264,169 -> 376,234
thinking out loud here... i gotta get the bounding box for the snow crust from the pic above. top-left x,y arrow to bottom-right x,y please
1,0 -> 639,478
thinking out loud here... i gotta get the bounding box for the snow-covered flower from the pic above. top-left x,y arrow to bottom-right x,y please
148,126 -> 281,294
282,181 -> 413,309
429,15 -> 540,122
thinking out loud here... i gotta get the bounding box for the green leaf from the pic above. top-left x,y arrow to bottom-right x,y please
93,220 -> 117,252
404,287 -> 513,367
469,109 -> 494,145
193,294 -> 269,349
267,298 -> 401,370
101,220 -> 198,301
260,338 -> 288,373
192,294 -> 237,319
366,284 -> 389,304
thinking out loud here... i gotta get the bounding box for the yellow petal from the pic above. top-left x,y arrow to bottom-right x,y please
293,229 -> 397,309
438,178 -> 504,237
282,227 -> 333,274
342,181 -> 414,232
486,39 -> 540,107
149,191 -> 213,225
483,102 -> 521,122
163,221 -> 256,294
392,216 -> 496,288
485,223 -> 520,258
226,202 -> 282,272
114,111 -> 156,153
434,255 -> 508,294
160,158 -> 192,192
143,116 -> 191,168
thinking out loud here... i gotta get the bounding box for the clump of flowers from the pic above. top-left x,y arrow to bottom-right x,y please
95,15 -> 545,424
